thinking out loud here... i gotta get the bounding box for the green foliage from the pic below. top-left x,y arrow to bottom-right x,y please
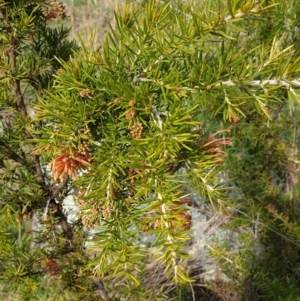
1,0 -> 300,300
0,0 -> 87,300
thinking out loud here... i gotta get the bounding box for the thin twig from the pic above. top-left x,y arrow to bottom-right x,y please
43,175 -> 69,219
189,282 -> 196,301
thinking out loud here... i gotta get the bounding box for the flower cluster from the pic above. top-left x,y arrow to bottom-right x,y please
41,1 -> 68,20
79,88 -> 93,98
102,206 -> 113,219
200,129 -> 232,164
75,187 -> 114,228
113,97 -> 121,104
81,214 -> 95,228
129,123 -> 143,139
75,186 -> 94,208
128,100 -> 136,106
125,109 -> 135,120
49,148 -> 91,182
80,204 -> 113,228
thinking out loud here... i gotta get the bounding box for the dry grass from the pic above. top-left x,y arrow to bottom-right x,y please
141,210 -> 244,301
63,0 -> 124,48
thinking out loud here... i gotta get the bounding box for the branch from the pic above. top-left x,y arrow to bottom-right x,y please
0,141 -> 26,165
152,105 -> 163,130
43,175 -> 69,218
0,110 -> 13,127
2,10 -> 27,119
92,278 -> 108,299
3,9 -> 45,188
224,5 -> 261,22
218,79 -> 300,88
